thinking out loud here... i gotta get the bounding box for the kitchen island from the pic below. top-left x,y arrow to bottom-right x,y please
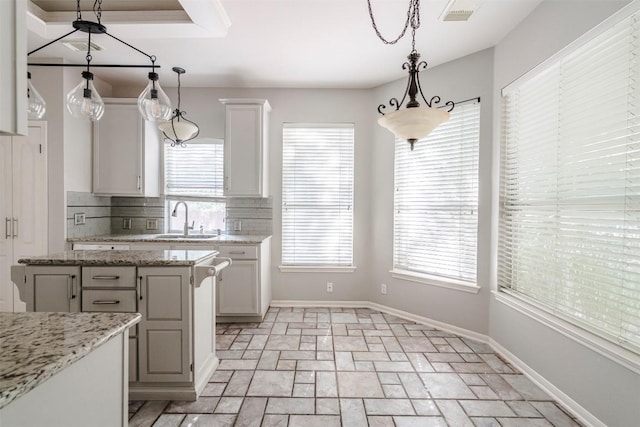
0,312 -> 140,427
69,235 -> 273,322
12,249 -> 229,401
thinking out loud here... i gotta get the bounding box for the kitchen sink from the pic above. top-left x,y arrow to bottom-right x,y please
153,234 -> 220,239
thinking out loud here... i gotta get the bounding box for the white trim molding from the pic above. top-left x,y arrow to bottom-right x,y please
390,269 -> 481,294
494,291 -> 640,375
278,266 -> 357,273
271,299 -> 489,343
490,339 -> 606,427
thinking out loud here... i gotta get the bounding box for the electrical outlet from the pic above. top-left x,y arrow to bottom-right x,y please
73,213 -> 86,225
233,220 -> 242,231
122,218 -> 132,230
381,283 -> 387,295
327,282 -> 333,293
146,219 -> 158,230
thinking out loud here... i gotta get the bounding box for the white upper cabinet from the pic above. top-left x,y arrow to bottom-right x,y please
0,0 -> 27,136
220,98 -> 271,197
93,99 -> 161,197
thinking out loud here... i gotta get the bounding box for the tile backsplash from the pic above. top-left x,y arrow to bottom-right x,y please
67,191 -> 272,238
225,197 -> 273,235
111,196 -> 165,235
66,192 -> 111,238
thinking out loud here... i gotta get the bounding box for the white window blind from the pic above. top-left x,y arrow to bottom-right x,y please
164,138 -> 224,197
282,123 -> 354,266
394,99 -> 480,284
499,5 -> 640,353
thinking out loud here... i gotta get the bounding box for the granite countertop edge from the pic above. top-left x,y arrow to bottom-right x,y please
17,249 -> 218,266
0,312 -> 141,410
67,234 -> 272,244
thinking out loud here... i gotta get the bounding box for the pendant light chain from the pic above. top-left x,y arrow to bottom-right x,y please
94,0 -> 103,24
366,0 -> 420,48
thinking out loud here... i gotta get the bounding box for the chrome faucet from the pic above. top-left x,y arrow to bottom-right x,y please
171,201 -> 194,236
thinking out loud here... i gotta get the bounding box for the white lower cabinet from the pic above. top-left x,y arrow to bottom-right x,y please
137,266 -> 191,383
216,237 -> 271,321
25,266 -> 80,312
218,260 -> 258,314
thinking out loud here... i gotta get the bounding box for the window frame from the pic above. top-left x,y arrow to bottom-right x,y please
279,122 -> 355,271
497,1 -> 640,359
392,99 -> 481,293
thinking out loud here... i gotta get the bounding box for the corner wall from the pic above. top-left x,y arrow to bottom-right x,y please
490,1 -> 639,426
368,48 -> 495,335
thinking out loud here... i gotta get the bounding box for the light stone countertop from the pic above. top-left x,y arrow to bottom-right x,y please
0,312 -> 141,410
67,234 -> 271,244
18,249 -> 218,266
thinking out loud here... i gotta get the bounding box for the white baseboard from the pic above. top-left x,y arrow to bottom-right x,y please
490,339 -> 603,427
269,298 -> 601,427
271,299 -> 489,343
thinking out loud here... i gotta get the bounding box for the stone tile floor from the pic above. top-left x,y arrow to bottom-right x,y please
128,307 -> 583,426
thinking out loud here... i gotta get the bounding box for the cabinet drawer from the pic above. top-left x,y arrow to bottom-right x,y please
82,290 -> 137,312
82,266 -> 137,288
218,245 -> 258,259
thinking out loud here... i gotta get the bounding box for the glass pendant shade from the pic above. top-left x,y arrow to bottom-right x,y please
27,72 -> 47,119
138,72 -> 172,121
378,106 -> 450,149
158,118 -> 199,144
66,71 -> 104,121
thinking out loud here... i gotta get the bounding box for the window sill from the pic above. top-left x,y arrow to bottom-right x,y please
494,290 -> 640,374
390,269 -> 480,294
279,265 -> 357,273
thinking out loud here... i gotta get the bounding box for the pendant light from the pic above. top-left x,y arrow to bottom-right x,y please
367,0 -> 454,150
27,0 -> 168,122
138,69 -> 173,122
158,67 -> 200,147
66,70 -> 105,121
27,72 -> 46,119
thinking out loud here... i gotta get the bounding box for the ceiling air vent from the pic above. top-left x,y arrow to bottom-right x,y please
62,40 -> 103,52
439,0 -> 484,22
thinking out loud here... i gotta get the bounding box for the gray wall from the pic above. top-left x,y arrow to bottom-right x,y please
490,1 -> 639,426
113,86 -> 374,302
368,48 -> 495,334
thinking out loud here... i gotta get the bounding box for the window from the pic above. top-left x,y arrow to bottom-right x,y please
499,4 -> 640,353
393,99 -> 480,287
164,138 -> 225,233
281,123 -> 354,267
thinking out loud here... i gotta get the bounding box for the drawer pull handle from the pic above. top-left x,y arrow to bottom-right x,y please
92,300 -> 120,305
5,218 -> 11,239
92,275 -> 120,280
229,251 -> 246,255
71,275 -> 77,299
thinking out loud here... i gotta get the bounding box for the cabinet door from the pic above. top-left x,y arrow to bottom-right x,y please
137,267 -> 191,383
11,122 -> 48,261
223,103 -> 264,197
0,137 -> 13,312
27,266 -> 81,312
93,101 -> 143,196
217,260 -> 259,315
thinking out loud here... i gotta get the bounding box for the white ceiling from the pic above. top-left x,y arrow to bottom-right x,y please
26,0 -> 544,89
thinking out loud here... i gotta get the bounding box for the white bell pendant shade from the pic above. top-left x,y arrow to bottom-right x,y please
138,72 -> 172,122
378,106 -> 450,150
158,119 -> 199,144
66,71 -> 104,121
27,72 -> 46,119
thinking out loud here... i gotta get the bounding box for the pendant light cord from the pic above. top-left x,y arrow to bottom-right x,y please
367,0 -> 420,51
